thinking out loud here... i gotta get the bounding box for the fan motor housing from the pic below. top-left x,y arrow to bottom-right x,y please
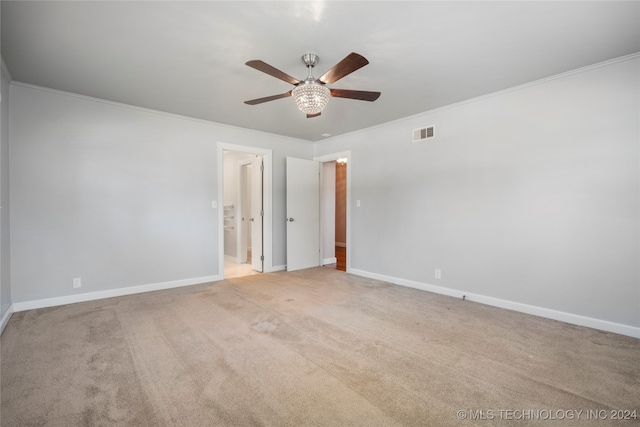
301,53 -> 320,68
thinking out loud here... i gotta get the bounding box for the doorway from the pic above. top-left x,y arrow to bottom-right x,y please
334,159 -> 347,271
316,151 -> 351,273
239,162 -> 252,265
218,143 -> 273,279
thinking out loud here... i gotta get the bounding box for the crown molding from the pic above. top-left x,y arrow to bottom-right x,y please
9,80 -> 311,144
322,52 -> 640,143
1,57 -> 13,82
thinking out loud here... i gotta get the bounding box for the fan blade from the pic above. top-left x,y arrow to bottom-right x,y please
306,112 -> 321,118
245,60 -> 301,85
244,91 -> 292,105
330,89 -> 381,102
318,52 -> 369,84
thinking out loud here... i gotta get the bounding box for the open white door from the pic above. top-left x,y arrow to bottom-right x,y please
251,156 -> 263,272
286,157 -> 320,271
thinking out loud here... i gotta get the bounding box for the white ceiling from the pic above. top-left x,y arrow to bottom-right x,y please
2,1 -> 639,142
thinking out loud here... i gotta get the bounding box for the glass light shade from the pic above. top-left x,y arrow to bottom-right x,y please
292,82 -> 330,115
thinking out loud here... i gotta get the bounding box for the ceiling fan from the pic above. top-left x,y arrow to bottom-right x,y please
244,52 -> 381,118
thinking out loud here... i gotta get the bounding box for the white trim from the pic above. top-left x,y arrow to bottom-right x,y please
319,53 -> 640,143
271,265 -> 286,272
12,275 -> 221,313
9,54 -> 638,145
0,304 -> 14,335
314,151 -> 352,273
314,151 -> 352,164
350,268 -> 640,339
9,81 -> 309,144
224,254 -> 240,264
323,257 -> 337,265
1,57 -> 12,81
218,142 -> 273,276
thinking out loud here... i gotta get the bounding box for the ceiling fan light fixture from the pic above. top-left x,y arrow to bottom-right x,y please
292,81 -> 330,115
244,52 -> 380,118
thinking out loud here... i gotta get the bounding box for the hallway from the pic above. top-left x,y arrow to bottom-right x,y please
325,246 -> 346,272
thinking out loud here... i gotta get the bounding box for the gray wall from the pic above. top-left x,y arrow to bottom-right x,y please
315,56 -> 639,328
1,62 -> 11,318
9,83 -> 311,302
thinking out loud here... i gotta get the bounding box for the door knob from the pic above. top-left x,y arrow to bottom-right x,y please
288,218 -> 295,222
250,218 -> 254,222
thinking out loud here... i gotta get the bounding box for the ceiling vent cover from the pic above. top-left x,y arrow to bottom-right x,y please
413,126 -> 435,142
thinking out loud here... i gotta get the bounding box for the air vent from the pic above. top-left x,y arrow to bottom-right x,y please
413,126 -> 435,142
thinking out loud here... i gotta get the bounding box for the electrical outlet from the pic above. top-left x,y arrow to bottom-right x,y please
434,269 -> 442,279
73,278 -> 82,288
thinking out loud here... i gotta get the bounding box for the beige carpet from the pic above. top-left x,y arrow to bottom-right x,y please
1,268 -> 638,426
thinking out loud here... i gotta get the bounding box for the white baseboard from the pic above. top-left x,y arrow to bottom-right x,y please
349,268 -> 640,339
224,254 -> 240,263
270,265 -> 286,272
9,268 -> 637,339
12,275 -> 223,313
0,303 -> 14,335
323,257 -> 337,265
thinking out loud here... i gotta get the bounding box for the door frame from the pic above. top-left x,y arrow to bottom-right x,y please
315,151 -> 351,273
217,142 -> 273,276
